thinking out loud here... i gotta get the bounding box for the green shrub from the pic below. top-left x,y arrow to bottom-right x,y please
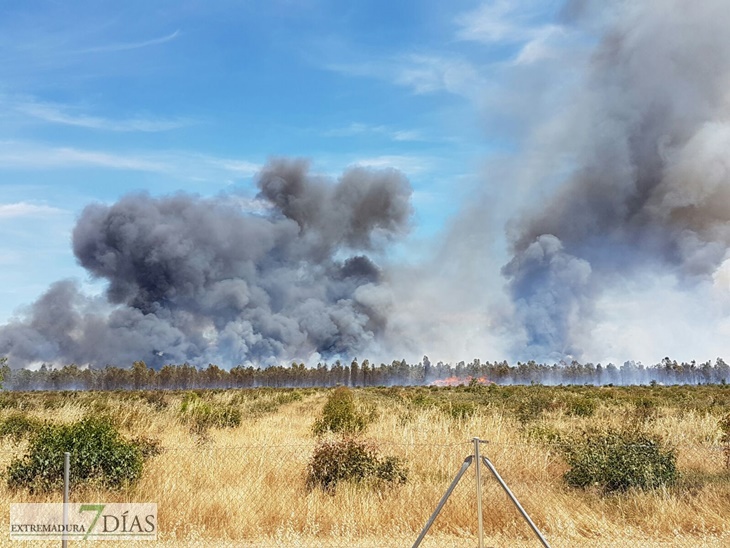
312,387 -> 367,436
248,399 -> 279,417
142,391 -> 169,411
442,400 -> 477,420
275,390 -> 303,405
0,413 -> 44,442
0,394 -> 21,410
6,417 -> 144,493
633,397 -> 659,422
567,397 -> 597,418
524,423 -> 562,445
306,437 -> 407,492
180,393 -> 241,433
516,393 -> 554,423
562,429 -> 678,492
409,391 -> 436,408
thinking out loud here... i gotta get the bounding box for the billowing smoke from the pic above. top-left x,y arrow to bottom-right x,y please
502,1 -> 730,360
0,159 -> 411,367
3,2 -> 730,371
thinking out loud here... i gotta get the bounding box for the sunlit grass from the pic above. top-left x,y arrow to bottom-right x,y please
0,385 -> 729,546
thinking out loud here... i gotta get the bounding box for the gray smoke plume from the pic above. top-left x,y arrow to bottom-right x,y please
503,1 -> 730,360
0,158 -> 411,367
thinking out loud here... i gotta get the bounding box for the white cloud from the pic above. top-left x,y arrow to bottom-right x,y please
191,155 -> 261,178
456,1 -> 569,65
14,99 -> 190,132
0,142 -> 167,171
512,25 -> 567,65
0,202 -> 64,219
350,154 -> 432,174
394,54 -> 485,98
0,141 -> 260,181
72,30 -> 181,54
324,122 -> 424,142
326,54 -> 485,100
456,1 -> 542,44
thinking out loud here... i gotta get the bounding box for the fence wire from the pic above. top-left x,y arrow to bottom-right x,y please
2,440 -> 730,547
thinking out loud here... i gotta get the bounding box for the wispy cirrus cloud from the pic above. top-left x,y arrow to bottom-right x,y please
324,122 -> 424,142
13,98 -> 190,132
0,141 -> 167,171
0,202 -> 65,219
456,0 -> 540,44
455,1 -> 569,65
327,54 -> 486,100
394,54 -> 485,97
72,30 -> 181,54
350,154 -> 434,175
0,141 -> 260,181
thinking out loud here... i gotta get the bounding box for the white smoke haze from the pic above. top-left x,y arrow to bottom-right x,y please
493,0 -> 730,363
2,1 -> 730,370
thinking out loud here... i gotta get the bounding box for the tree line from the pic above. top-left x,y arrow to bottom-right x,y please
1,356 -> 729,391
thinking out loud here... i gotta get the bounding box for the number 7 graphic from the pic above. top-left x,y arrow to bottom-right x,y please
79,504 -> 105,540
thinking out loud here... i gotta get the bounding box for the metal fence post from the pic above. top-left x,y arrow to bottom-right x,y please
473,438 -> 484,548
412,455 -> 473,548
62,452 -> 69,548
481,455 -> 551,548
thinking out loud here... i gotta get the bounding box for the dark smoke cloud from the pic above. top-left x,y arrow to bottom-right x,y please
0,159 -> 411,367
503,1 -> 730,360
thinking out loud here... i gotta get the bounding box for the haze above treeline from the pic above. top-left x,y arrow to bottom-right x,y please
2,356 -> 729,391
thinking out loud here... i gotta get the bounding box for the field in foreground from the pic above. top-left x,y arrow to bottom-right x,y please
1,384 -> 730,547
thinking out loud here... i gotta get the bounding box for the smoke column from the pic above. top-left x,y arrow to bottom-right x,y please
0,159 -> 411,367
3,2 -> 730,370
501,1 -> 730,360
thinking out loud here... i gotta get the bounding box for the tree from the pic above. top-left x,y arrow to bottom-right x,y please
0,357 -> 8,390
132,361 -> 151,390
350,359 -> 360,387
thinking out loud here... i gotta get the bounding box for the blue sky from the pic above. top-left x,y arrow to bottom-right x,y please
0,0 -> 563,323
3,1 -> 730,367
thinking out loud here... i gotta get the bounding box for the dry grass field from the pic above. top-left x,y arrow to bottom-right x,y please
1,384 -> 730,547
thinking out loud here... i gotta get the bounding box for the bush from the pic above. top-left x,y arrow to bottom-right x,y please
442,400 -> 476,420
306,437 -> 407,492
142,391 -> 169,411
180,393 -> 242,433
562,429 -> 678,492
0,413 -> 43,442
633,398 -> 659,423
275,390 -> 303,405
312,387 -> 367,436
524,423 -> 562,445
0,394 -> 22,410
515,393 -> 554,423
567,397 -> 597,418
6,417 -> 144,493
247,399 -> 279,417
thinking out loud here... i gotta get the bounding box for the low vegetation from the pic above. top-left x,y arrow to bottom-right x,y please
0,383 -> 728,546
561,429 -> 678,492
179,392 -> 242,434
0,412 -> 43,442
307,437 -> 407,492
312,386 -> 369,436
6,417 -> 147,493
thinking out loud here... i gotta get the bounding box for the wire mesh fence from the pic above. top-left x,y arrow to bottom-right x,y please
2,440 -> 730,547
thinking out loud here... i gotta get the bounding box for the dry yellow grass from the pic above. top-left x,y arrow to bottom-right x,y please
0,387 -> 729,547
